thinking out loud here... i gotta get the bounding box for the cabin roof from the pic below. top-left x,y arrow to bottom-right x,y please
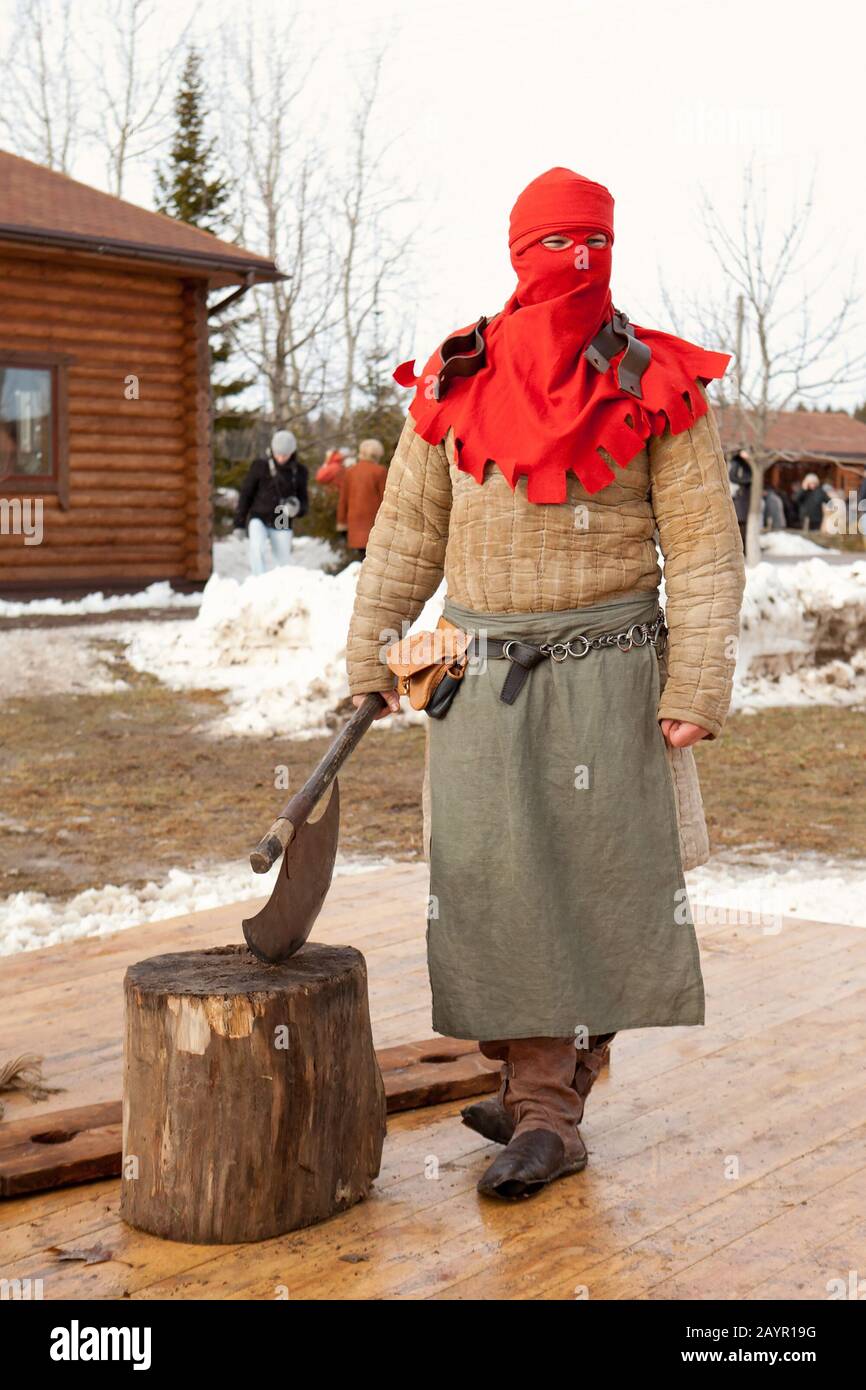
0,150 -> 283,285
716,404 -> 866,463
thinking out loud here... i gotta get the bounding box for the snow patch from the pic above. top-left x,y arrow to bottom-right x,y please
125,564 -> 357,737
2,847 -> 862,956
0,580 -> 200,620
123,565 -> 444,737
0,621 -> 134,697
760,531 -> 827,558
0,535 -> 339,618
686,851 -> 866,931
733,558 -> 866,711
0,854 -> 390,956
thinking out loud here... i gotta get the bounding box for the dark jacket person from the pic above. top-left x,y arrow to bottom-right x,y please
234,430 -> 309,575
794,473 -> 830,532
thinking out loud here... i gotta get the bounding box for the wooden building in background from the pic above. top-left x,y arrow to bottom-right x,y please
0,151 -> 281,595
717,406 -> 866,496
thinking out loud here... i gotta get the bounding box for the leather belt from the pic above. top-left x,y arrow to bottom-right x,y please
480,638 -> 549,704
468,609 -> 667,705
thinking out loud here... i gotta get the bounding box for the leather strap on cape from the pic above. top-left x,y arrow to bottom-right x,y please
432,317 -> 489,401
583,309 -> 651,399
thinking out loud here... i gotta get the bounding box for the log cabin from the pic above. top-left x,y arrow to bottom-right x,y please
717,405 -> 866,496
0,150 -> 282,596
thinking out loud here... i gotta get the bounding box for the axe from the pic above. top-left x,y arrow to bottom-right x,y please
243,692 -> 387,963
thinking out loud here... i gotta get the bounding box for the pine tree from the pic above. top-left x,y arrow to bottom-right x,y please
155,48 -> 230,232
155,48 -> 253,495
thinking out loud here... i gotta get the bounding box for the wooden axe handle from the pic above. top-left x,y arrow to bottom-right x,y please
249,692 -> 387,873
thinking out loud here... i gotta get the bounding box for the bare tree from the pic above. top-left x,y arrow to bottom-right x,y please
221,18 -> 336,430
333,52 -> 412,430
219,26 -> 415,440
0,0 -> 80,171
666,165 -> 866,565
91,0 -> 195,196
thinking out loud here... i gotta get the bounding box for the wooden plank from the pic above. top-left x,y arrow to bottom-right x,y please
69,374 -> 186,402
0,287 -> 184,328
12,527 -> 187,548
67,451 -> 187,470
69,433 -> 186,458
1,542 -> 186,563
52,489 -> 186,511
0,333 -> 183,367
69,367 -> 188,390
33,507 -> 192,529
0,306 -> 181,336
5,1014 -> 866,1301
0,253 -> 183,298
178,1021 -> 866,1303
4,319 -> 185,352
0,1103 -> 122,1198
69,403 -> 186,425
378,1035 -> 499,1111
0,562 -> 189,583
2,495 -> 186,522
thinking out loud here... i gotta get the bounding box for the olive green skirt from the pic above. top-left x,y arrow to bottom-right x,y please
427,592 -> 705,1041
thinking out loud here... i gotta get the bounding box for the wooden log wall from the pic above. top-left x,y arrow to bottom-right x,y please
0,250 -> 213,588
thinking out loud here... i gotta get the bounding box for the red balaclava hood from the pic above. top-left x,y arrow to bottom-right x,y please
395,167 -> 730,503
509,166 -> 614,308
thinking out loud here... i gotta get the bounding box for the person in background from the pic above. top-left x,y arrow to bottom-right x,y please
781,484 -> 800,529
728,450 -> 752,551
762,484 -> 787,531
233,429 -> 309,575
336,438 -> 387,558
794,472 -> 831,532
316,447 -> 348,490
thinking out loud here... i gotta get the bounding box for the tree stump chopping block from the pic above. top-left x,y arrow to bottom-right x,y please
120,944 -> 386,1244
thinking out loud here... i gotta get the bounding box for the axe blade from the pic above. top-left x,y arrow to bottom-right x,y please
242,781 -> 341,963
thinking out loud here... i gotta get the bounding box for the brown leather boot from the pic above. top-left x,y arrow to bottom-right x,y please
476,1037 -> 590,1200
461,1040 -> 514,1144
462,1032 -> 615,1145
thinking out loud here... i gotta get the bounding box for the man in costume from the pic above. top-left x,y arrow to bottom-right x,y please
345,168 -> 745,1199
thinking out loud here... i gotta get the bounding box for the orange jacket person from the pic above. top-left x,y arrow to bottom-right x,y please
336,439 -> 387,555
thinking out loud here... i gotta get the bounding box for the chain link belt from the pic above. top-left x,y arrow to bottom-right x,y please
468,608 -> 667,706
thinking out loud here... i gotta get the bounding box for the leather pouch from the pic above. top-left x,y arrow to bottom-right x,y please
384,617 -> 471,717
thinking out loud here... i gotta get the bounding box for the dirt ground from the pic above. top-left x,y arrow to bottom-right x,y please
694,704 -> 866,860
1,646 -> 864,900
0,648 -> 427,900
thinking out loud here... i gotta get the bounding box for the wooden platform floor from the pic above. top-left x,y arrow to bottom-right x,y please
2,862 -> 866,1301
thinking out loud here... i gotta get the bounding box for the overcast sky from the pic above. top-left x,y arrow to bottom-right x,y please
2,0 -> 864,407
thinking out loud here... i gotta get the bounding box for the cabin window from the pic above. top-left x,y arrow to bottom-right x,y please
0,354 -> 69,508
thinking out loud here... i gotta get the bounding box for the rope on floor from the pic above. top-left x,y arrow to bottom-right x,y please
0,1053 -> 63,1119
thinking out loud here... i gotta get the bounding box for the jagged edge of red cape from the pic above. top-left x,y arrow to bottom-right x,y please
394,324 -> 730,504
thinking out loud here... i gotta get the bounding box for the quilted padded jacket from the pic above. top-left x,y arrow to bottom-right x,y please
346,395 -> 745,739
